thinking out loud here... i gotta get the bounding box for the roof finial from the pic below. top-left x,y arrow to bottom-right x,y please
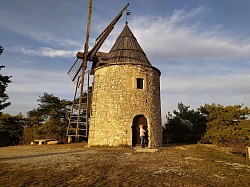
126,8 -> 131,25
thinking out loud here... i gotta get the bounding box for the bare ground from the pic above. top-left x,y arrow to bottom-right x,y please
0,143 -> 250,187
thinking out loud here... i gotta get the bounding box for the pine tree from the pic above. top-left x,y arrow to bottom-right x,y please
0,45 -> 12,113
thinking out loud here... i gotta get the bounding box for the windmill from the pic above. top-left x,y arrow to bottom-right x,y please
66,0 -> 129,141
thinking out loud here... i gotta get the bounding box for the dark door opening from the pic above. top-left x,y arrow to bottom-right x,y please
132,115 -> 148,147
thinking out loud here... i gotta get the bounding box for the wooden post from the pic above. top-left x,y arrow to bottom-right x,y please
76,0 -> 92,141
68,136 -> 72,144
246,147 -> 250,159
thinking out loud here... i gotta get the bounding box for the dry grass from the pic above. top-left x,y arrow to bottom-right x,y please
0,143 -> 250,187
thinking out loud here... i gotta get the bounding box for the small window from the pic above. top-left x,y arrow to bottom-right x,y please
136,78 -> 144,89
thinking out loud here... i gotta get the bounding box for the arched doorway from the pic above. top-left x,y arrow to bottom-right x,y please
132,115 -> 148,147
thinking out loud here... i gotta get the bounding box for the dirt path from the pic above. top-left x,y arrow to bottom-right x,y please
0,143 -> 249,187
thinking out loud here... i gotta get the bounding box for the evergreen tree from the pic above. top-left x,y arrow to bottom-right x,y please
199,103 -> 250,144
163,103 -> 207,144
24,93 -> 71,141
0,45 -> 12,113
0,113 -> 25,146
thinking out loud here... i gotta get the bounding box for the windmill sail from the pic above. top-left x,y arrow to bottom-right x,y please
67,58 -> 82,85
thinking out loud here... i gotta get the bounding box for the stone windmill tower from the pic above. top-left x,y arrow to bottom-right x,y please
67,2 -> 162,147
88,22 -> 162,147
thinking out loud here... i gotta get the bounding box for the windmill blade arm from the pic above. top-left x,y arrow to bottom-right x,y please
68,0 -> 92,83
88,3 -> 129,60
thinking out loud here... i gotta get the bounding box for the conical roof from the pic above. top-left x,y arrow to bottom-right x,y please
108,23 -> 151,66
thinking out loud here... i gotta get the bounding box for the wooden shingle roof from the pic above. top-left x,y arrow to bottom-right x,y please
108,23 -> 151,66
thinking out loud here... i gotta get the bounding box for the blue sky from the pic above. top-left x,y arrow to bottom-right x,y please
1,0 -> 250,122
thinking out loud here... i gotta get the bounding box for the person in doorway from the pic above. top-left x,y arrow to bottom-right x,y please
139,125 -> 146,148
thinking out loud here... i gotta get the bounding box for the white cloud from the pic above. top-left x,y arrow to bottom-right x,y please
16,47 -> 77,58
168,7 -> 203,24
161,73 -> 250,94
159,69 -> 250,122
7,68 -> 74,93
3,68 -> 76,115
1,18 -> 83,49
126,7 -> 250,61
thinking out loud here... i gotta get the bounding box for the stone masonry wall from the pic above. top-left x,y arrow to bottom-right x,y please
88,64 -> 162,147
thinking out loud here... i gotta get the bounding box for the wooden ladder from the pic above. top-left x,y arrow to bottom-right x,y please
67,70 -> 91,141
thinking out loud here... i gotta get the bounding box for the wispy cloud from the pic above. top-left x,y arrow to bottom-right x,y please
168,7 -> 203,24
126,7 -> 250,61
3,68 -> 75,115
6,68 -> 74,94
15,47 -> 77,58
161,73 -> 250,94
